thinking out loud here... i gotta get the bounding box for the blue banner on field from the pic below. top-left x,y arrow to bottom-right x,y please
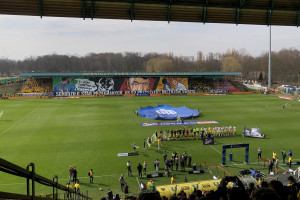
141,120 -> 219,127
138,104 -> 199,120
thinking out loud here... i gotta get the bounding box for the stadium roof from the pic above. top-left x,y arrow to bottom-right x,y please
1,0 -> 300,26
20,72 -> 242,78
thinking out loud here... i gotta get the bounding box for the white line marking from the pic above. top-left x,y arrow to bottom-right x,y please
136,177 -> 141,190
0,106 -> 41,137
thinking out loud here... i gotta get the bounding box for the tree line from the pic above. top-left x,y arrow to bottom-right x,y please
0,48 -> 300,85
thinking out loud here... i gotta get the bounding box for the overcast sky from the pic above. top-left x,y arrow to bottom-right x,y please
0,14 -> 300,60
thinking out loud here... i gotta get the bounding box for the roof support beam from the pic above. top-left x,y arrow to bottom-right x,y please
202,0 -> 208,24
267,0 -> 274,26
203,6 -> 207,24
270,0 -> 275,10
267,9 -> 272,26
91,0 -> 95,20
81,0 -> 86,20
38,0 -> 43,19
130,0 -> 134,22
297,11 -> 300,27
236,8 -> 240,25
167,0 -> 172,23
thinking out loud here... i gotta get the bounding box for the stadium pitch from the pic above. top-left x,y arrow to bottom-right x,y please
0,94 -> 300,198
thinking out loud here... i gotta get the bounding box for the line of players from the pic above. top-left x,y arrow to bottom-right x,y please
155,126 -> 237,141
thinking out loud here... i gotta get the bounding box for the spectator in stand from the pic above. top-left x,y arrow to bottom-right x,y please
149,181 -> 156,192
147,180 -> 152,190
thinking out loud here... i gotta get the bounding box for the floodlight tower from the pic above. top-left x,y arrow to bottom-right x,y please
268,25 -> 272,90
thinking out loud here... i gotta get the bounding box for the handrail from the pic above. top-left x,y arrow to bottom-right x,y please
201,162 -> 231,176
0,158 -> 92,200
260,157 -> 286,174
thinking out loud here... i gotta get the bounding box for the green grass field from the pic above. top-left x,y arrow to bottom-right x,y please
0,94 -> 299,199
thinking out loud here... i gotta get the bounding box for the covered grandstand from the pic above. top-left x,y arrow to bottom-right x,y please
16,72 -> 244,97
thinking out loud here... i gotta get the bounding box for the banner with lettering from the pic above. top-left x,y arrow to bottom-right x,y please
53,77 -> 190,95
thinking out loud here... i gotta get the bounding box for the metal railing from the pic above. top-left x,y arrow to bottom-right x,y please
0,158 -> 92,200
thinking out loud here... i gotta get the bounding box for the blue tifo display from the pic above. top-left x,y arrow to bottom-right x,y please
138,104 -> 199,120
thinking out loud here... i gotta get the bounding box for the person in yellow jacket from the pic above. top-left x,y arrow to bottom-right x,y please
157,138 -> 161,149
272,152 -> 277,162
257,178 -> 262,186
147,180 -> 152,189
171,176 -> 175,184
66,182 -> 72,198
74,181 -> 80,193
288,156 -> 292,168
89,169 -> 94,183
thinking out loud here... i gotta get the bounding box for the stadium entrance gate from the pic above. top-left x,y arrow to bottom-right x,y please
222,144 -> 249,166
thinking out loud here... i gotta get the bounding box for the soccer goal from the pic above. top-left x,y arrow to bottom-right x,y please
222,143 -> 249,166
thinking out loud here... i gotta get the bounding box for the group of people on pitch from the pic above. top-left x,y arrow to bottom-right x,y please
153,126 -> 237,141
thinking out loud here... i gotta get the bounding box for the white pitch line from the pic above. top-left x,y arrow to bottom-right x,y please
0,106 -> 41,137
136,177 -> 141,190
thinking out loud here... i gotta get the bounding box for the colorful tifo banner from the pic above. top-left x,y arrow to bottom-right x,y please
53,77 -> 190,95
156,179 -> 232,198
141,121 -> 219,127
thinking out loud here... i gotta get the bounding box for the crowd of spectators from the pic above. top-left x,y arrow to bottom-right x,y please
104,175 -> 300,200
22,78 -> 53,93
189,78 -> 212,92
0,78 -> 26,86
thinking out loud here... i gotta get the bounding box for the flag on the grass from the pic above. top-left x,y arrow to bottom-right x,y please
151,133 -> 157,143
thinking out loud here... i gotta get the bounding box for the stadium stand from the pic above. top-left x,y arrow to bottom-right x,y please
104,175 -> 300,200
0,78 -> 26,86
0,158 -> 92,200
189,78 -> 213,92
22,78 -> 53,93
212,79 -> 240,92
0,78 -> 27,94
